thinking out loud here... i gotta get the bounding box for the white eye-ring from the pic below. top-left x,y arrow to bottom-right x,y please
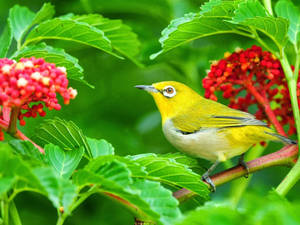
162,86 -> 176,98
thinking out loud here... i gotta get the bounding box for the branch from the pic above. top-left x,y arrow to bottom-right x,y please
7,107 -> 20,135
173,144 -> 298,202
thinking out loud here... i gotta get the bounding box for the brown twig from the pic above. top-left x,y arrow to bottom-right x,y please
173,144 -> 298,202
7,107 -> 20,135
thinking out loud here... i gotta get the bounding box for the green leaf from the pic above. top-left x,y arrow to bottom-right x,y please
130,179 -> 181,225
83,156 -> 133,186
12,43 -> 91,86
9,140 -> 45,164
71,14 -> 141,65
74,159 -> 181,225
151,13 -> 239,59
200,0 -> 239,17
33,117 -> 92,157
9,5 -> 35,42
129,153 -> 210,201
232,0 -> 268,22
87,138 -> 115,158
30,3 -> 55,27
34,167 -> 76,214
0,20 -> 12,57
232,0 -> 289,50
275,0 -> 300,45
45,144 -> 84,179
0,142 -> 43,192
24,18 -> 122,59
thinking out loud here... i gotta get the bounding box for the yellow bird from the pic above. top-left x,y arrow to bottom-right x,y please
135,81 -> 296,191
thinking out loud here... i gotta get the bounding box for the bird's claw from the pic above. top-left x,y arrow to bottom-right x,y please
202,175 -> 216,192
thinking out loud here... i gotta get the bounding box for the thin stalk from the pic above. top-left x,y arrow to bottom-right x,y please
263,0 -> 273,16
229,144 -> 266,206
1,195 -> 9,225
245,83 -> 286,136
9,201 -> 22,225
293,45 -> 300,80
276,55 -> 300,194
56,214 -> 66,225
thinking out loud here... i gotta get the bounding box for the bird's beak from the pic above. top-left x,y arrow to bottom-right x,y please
134,85 -> 159,93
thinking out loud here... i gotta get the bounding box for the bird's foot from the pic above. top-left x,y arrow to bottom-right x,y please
202,175 -> 216,192
239,160 -> 250,178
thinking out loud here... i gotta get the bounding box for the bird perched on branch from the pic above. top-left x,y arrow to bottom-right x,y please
135,81 -> 296,191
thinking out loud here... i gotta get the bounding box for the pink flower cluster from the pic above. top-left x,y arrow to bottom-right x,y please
0,57 -> 77,128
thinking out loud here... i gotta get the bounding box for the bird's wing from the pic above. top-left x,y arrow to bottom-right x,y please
172,100 -> 267,133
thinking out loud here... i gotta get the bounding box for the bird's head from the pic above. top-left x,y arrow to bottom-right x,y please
135,81 -> 202,123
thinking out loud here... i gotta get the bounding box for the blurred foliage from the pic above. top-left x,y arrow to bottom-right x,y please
1,0 -> 300,225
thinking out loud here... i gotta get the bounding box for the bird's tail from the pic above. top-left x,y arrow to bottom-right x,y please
265,132 -> 297,145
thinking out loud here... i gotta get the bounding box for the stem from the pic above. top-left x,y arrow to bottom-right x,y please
275,55 -> 300,195
173,145 -> 298,202
7,107 -> 20,135
245,83 -> 287,136
9,201 -> 22,225
229,144 -> 266,206
293,45 -> 300,81
263,0 -> 273,16
56,214 -> 66,225
1,195 -> 9,225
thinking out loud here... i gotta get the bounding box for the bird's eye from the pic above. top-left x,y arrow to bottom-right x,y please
163,86 -> 176,98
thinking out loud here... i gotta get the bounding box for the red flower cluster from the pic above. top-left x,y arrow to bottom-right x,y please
202,45 -> 299,135
0,57 -> 77,129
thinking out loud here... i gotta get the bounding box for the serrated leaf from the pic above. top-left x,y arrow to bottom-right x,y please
30,3 -> 55,27
9,5 -> 35,42
83,156 -> 133,186
74,159 -> 181,225
275,0 -> 300,45
232,0 -> 289,49
163,153 -> 205,173
45,144 -> 84,179
34,167 -> 76,214
232,0 -> 268,22
129,153 -> 209,201
0,20 -> 12,57
33,117 -> 92,157
200,0 -> 239,17
24,18 -> 122,59
9,139 -> 45,164
12,43 -> 91,86
131,179 -> 182,225
151,13 -> 238,59
70,14 -> 141,65
87,138 -> 115,158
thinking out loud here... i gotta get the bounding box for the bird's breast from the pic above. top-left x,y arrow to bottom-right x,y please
162,119 -> 247,161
